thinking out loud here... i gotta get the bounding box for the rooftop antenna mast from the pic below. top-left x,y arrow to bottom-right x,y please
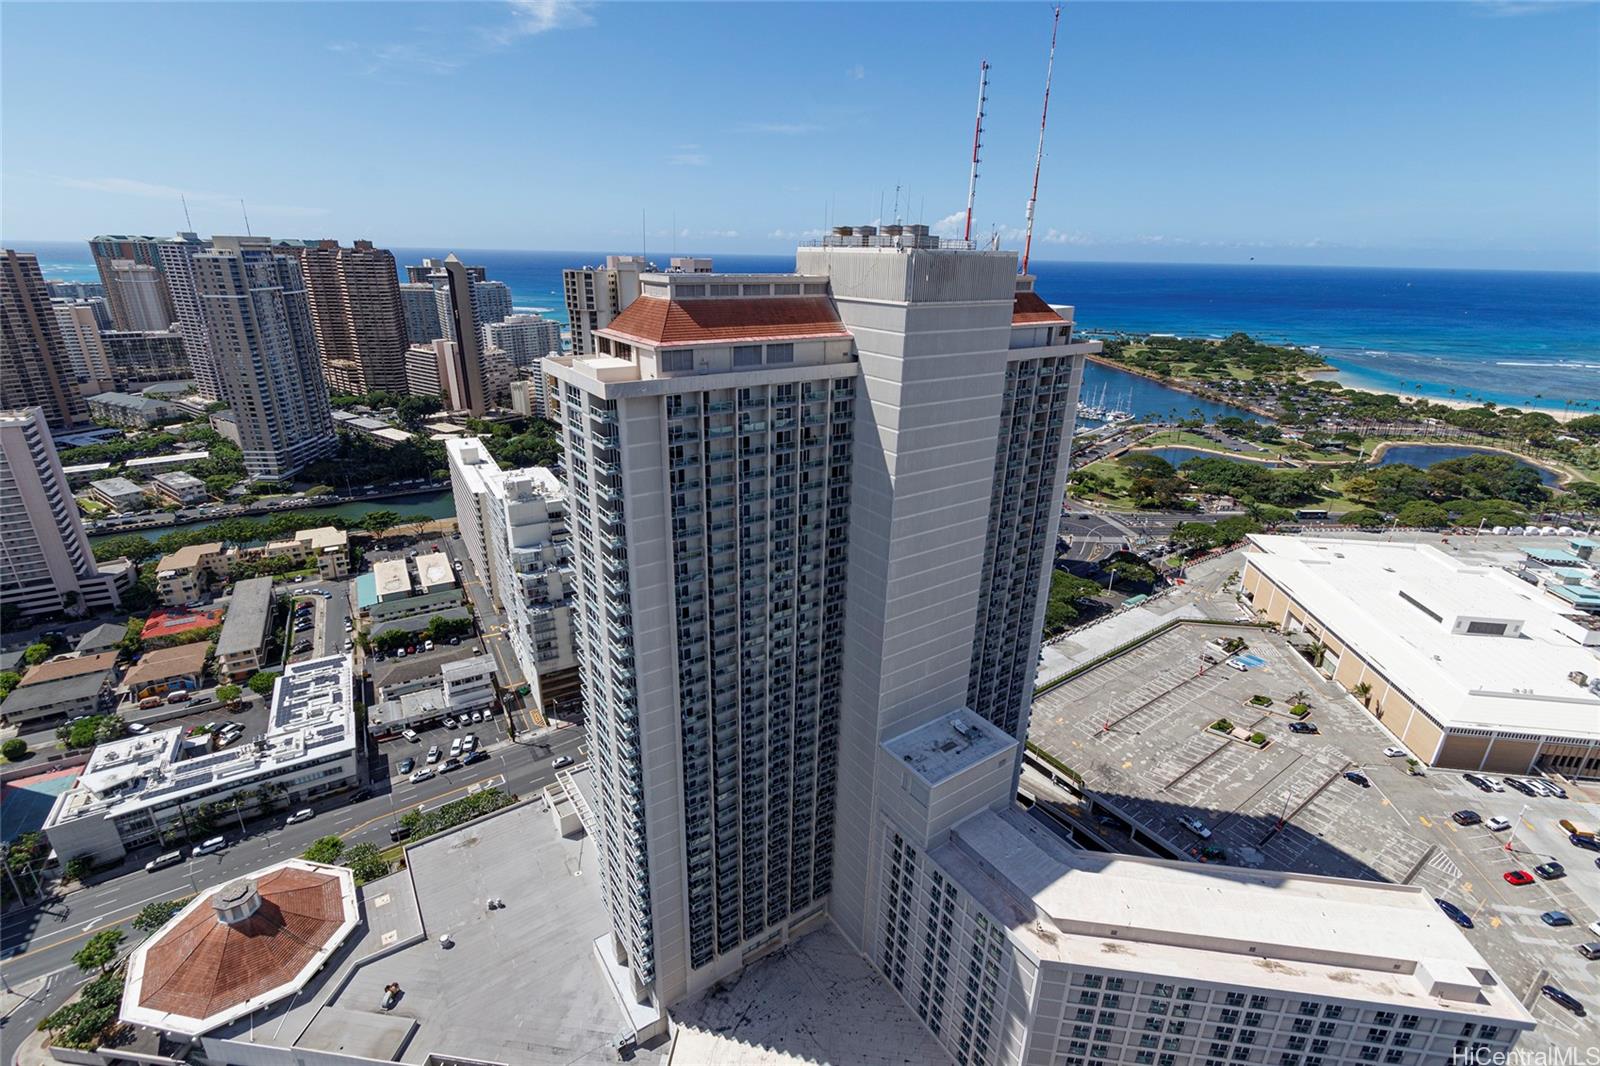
1021,4 -> 1061,275
181,194 -> 193,231
963,59 -> 990,242
239,198 -> 253,237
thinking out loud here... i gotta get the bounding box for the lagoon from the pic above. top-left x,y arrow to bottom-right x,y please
1373,444 -> 1561,487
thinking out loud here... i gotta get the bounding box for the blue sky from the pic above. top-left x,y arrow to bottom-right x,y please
4,1 -> 1597,270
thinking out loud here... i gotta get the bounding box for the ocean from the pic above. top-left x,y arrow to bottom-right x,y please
28,242 -> 1599,414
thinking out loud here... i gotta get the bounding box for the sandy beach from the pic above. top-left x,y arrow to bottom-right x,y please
1327,373 -> 1588,423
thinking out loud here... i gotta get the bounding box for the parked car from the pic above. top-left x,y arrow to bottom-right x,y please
138,695 -> 162,709
1570,834 -> 1600,852
389,825 -> 412,842
427,745 -> 441,764
1486,816 -> 1513,832
463,734 -> 477,752
166,690 -> 191,704
399,756 -> 415,774
424,640 -> 434,652
450,636 -> 460,645
443,716 -> 457,729
1483,776 -> 1507,792
1535,862 -> 1566,880
409,768 -> 435,784
285,808 -> 315,826
1178,816 -> 1212,839
127,722 -> 149,735
1382,746 -> 1407,758
402,728 -> 419,742
463,750 -> 489,766
1344,770 -> 1371,788
1463,774 -> 1494,793
145,850 -> 183,872
442,756 -> 463,772
552,755 -> 575,769
1578,943 -> 1600,961
1225,658 -> 1248,672
1503,869 -> 1535,886
1541,985 -> 1585,1016
471,710 -> 483,723
1435,899 -> 1473,928
1451,811 -> 1482,827
1541,911 -> 1574,927
1506,778 -> 1538,797
1288,721 -> 1318,734
450,737 -> 463,756
192,836 -> 227,857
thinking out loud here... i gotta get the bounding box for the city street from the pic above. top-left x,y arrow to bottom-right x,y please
0,724 -> 586,1063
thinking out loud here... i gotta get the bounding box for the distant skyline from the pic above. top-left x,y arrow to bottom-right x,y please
4,1 -> 1597,271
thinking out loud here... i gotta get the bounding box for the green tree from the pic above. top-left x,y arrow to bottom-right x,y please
0,669 -> 21,701
303,835 -> 346,864
343,842 -> 390,885
1338,508 -> 1386,527
64,855 -> 94,882
23,642 -> 52,666
133,896 -> 194,933
2,737 -> 28,761
41,970 -> 125,1050
360,509 -> 403,535
73,929 -> 126,975
1395,500 -> 1449,528
216,683 -> 243,704
248,670 -> 281,696
91,534 -> 162,564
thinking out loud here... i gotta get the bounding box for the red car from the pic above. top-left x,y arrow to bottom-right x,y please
1503,869 -> 1535,886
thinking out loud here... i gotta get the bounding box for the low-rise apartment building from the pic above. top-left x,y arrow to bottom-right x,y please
214,576 -> 275,680
89,476 -> 148,512
150,470 -> 208,506
154,542 -> 227,606
368,654 -> 497,734
2,652 -> 120,728
259,525 -> 350,579
43,655 -> 358,864
119,642 -> 208,700
355,554 -> 462,628
86,391 -> 184,427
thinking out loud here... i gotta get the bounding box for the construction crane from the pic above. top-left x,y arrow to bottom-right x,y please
1021,4 -> 1061,274
963,59 -> 990,243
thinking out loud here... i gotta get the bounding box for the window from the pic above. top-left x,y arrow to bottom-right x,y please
711,284 -> 740,297
662,350 -> 694,372
1466,621 -> 1507,636
767,343 -> 795,365
677,284 -> 707,298
733,345 -> 762,368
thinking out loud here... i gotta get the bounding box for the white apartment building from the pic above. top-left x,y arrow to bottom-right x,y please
0,407 -> 126,618
561,254 -> 648,356
447,438 -> 578,707
870,710 -> 1533,1066
546,235 -> 1093,1007
484,313 -> 563,369
193,237 -> 336,480
43,655 -> 359,864
51,301 -> 115,393
154,233 -> 222,400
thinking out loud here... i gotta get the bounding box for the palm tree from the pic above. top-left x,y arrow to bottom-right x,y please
1288,689 -> 1311,706
1353,681 -> 1372,707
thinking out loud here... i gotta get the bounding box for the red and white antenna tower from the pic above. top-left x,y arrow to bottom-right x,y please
963,60 -> 989,243
1021,4 -> 1061,274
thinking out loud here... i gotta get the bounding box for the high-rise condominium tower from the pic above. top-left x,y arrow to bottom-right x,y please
0,407 -> 124,617
299,239 -> 409,395
561,254 -> 648,356
193,237 -> 335,480
2,250 -> 91,429
446,439 -> 580,709
51,302 -> 116,393
483,313 -> 562,369
400,282 -> 443,345
546,229 -> 1089,1009
154,233 -> 222,400
90,234 -> 177,331
431,255 -> 488,415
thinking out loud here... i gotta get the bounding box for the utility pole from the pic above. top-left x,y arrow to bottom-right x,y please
963,59 -> 989,243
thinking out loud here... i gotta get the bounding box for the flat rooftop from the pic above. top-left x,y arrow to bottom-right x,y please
883,708 -> 1015,786
414,551 -> 453,593
205,801 -> 663,1065
934,806 -> 1533,1025
1246,535 -> 1600,740
372,557 -> 413,598
214,577 -> 273,659
671,924 -> 952,1066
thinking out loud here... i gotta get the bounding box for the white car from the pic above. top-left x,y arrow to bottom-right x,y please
552,755 -> 574,769
1225,658 -> 1248,672
1179,816 -> 1212,839
427,745 -> 441,763
424,640 -> 435,652
402,728 -> 420,742
1383,746 -> 1407,758
1484,777 -> 1506,792
192,836 -> 227,857
463,734 -> 477,752
126,722 -> 149,734
442,716 -> 457,729
410,768 -> 435,784
1486,817 -> 1513,832
285,808 -> 315,825
450,737 -> 463,756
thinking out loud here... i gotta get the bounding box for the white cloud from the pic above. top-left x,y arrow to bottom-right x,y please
930,211 -> 967,239
736,121 -> 822,135
1469,0 -> 1568,16
491,0 -> 594,43
58,176 -> 328,218
847,63 -> 865,80
326,41 -> 460,75
669,145 -> 708,167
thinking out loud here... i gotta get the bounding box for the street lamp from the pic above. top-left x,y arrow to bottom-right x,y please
1504,802 -> 1529,852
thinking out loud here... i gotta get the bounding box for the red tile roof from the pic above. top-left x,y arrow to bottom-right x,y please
136,865 -> 349,1022
603,295 -> 850,347
1012,291 -> 1066,325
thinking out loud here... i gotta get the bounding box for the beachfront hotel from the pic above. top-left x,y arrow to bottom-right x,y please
1241,535 -> 1600,775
